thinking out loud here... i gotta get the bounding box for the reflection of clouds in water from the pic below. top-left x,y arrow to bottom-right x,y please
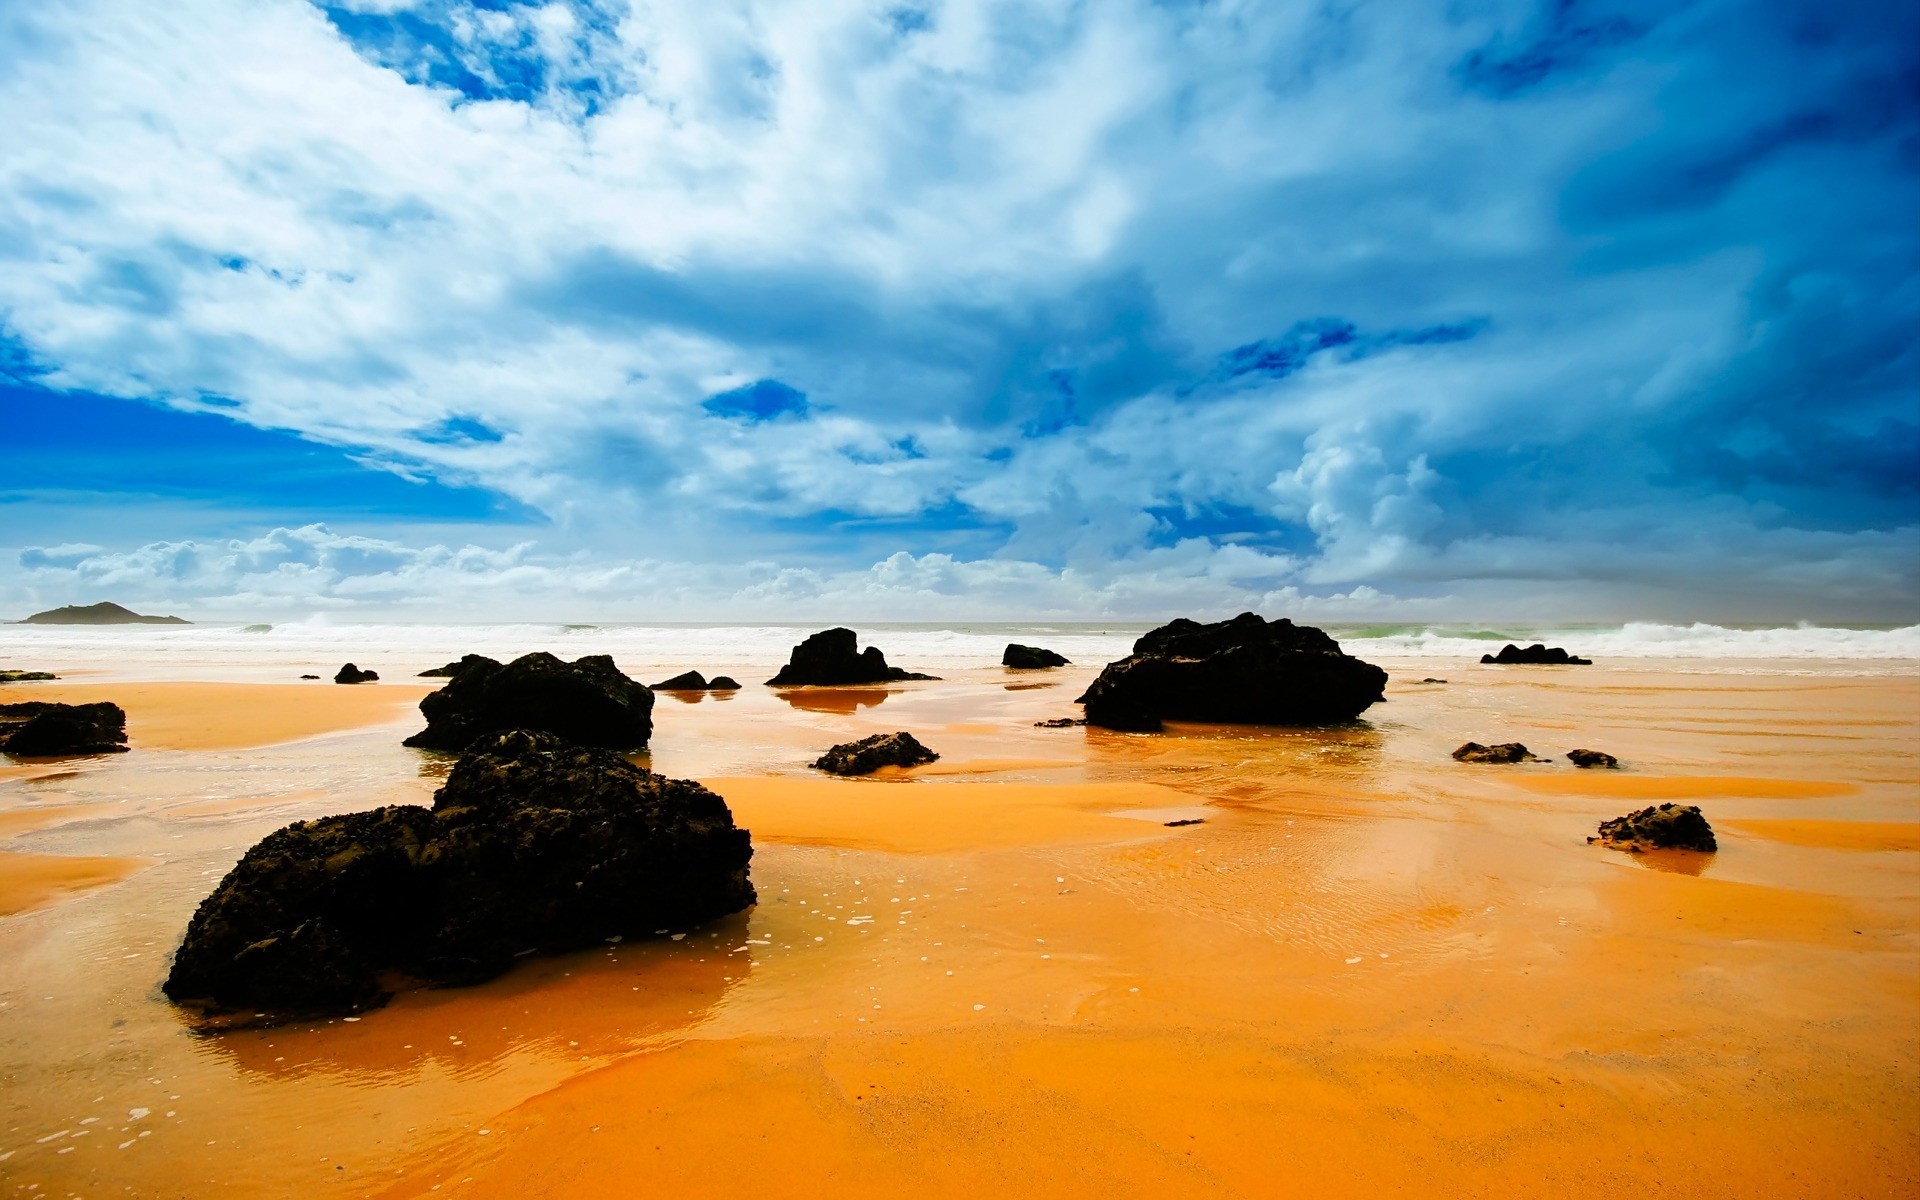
776,688 -> 893,715
200,910 -> 755,1084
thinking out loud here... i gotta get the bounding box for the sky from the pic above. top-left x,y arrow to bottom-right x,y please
0,0 -> 1915,622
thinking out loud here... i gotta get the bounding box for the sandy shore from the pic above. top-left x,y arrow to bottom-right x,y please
1,661 -> 1916,1196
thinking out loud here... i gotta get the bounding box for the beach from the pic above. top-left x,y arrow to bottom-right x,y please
2,625 -> 1916,1197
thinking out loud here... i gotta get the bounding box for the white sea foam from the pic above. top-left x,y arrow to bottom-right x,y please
0,618 -> 1913,682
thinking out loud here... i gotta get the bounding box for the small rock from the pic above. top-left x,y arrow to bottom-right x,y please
1592,803 -> 1716,852
0,670 -> 58,683
0,701 -> 129,756
1567,748 -> 1620,769
1003,644 -> 1070,669
1033,717 -> 1086,728
1480,643 -> 1592,665
1417,677 -> 1448,684
334,664 -> 379,684
811,732 -> 939,776
299,674 -> 320,680
1452,741 -> 1545,764
707,676 -> 741,690
1163,818 -> 1206,827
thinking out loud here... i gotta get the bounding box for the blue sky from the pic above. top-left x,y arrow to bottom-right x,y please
0,0 -> 1914,620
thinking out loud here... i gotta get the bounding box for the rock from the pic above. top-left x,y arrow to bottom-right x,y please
1417,677 -> 1448,684
17,601 -> 189,625
404,652 -> 652,751
810,731 -> 940,776
1034,717 -> 1086,728
1480,643 -> 1592,665
1568,748 -> 1620,769
1452,741 -> 1545,764
0,670 -> 58,683
419,654 -> 495,679
1076,613 -> 1386,732
1590,803 -> 1717,852
334,663 -> 379,684
299,674 -> 320,680
1164,818 -> 1206,827
1003,644 -> 1070,669
708,676 -> 741,690
765,628 -> 937,686
0,701 -> 129,756
163,729 -> 755,1021
653,670 -> 709,690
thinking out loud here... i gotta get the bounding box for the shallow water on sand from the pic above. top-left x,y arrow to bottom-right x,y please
1,654 -> 1916,1197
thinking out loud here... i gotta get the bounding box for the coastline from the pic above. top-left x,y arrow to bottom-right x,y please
0,645 -> 1915,1196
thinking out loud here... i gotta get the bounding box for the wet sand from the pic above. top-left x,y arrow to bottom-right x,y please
1,662 -> 1916,1196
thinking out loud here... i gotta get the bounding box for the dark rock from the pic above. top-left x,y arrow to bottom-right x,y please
652,670 -> 709,690
334,663 -> 379,684
766,628 -> 937,686
1480,643 -> 1592,665
299,674 -> 320,680
1034,717 -> 1086,728
1076,613 -> 1386,732
1568,748 -> 1620,769
404,653 -> 653,751
1164,818 -> 1206,827
18,601 -> 188,625
419,654 -> 495,679
1003,644 -> 1070,669
810,731 -> 939,776
1590,803 -> 1717,852
0,701 -> 129,756
1452,741 -> 1545,764
0,670 -> 58,683
1417,678 -> 1448,684
708,676 -> 741,690
163,729 -> 755,1021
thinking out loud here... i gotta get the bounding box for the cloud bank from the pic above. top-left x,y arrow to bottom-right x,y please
1,0 -> 1915,619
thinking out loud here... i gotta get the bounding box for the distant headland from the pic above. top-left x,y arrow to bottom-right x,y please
16,601 -> 191,625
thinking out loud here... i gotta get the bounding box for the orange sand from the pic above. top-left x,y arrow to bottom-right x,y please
0,850 -> 148,916
0,664 -> 1916,1197
0,680 -> 428,752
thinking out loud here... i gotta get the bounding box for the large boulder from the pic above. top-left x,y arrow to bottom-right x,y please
0,701 -> 129,756
1567,748 -> 1620,769
1590,804 -> 1717,852
765,628 -> 937,686
404,652 -> 653,750
1481,643 -> 1592,665
1003,644 -> 1070,669
811,731 -> 940,776
1075,613 -> 1386,732
164,730 -> 755,1020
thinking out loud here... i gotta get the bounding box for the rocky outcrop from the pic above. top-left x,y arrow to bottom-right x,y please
1568,748 -> 1620,769
419,654 -> 495,679
765,629 -> 937,686
1075,613 -> 1386,732
652,671 -> 743,691
1480,643 -> 1592,665
0,701 -> 128,756
1003,644 -> 1070,669
163,729 -> 755,1021
811,731 -> 940,776
404,652 -> 653,751
17,602 -> 188,625
1452,741 -> 1546,764
1590,803 -> 1716,852
334,663 -> 379,684
0,670 -> 58,683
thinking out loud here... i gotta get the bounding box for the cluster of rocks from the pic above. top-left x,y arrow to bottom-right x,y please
1452,742 -> 1620,768
1481,643 -> 1592,665
652,671 -> 742,692
1590,804 -> 1717,853
334,663 -> 379,684
811,731 -> 939,776
404,652 -> 654,751
164,729 -> 755,1021
0,701 -> 129,757
1075,613 -> 1387,732
766,628 -> 937,686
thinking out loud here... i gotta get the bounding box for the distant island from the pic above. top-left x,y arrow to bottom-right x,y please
17,601 -> 191,625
